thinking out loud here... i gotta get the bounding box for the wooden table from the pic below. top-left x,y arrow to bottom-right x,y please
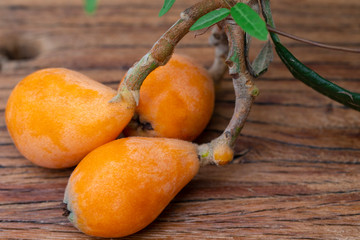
1,0 -> 359,239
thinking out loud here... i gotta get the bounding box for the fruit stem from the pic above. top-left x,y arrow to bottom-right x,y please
198,19 -> 257,166
112,0 -> 237,103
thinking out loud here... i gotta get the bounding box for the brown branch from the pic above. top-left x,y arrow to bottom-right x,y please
111,0 -> 237,104
198,20 -> 257,166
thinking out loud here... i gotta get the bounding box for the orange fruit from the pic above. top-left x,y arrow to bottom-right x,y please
5,68 -> 135,168
124,54 -> 214,141
63,137 -> 199,238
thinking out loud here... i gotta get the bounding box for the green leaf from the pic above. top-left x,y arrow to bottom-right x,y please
273,39 -> 360,111
159,0 -> 176,17
230,3 -> 268,41
190,8 -> 230,31
84,0 -> 97,14
252,40 -> 273,76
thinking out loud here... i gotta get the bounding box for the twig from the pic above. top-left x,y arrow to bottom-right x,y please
208,24 -> 229,85
267,26 -> 360,54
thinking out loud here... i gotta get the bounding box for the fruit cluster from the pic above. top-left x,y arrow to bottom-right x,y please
5,54 -> 216,237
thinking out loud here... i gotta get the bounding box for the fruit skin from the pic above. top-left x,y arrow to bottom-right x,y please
63,137 -> 199,238
124,54 -> 214,141
5,68 -> 135,169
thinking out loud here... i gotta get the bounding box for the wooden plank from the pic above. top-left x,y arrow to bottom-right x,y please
1,0 -> 360,239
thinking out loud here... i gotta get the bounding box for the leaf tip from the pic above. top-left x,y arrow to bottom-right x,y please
158,0 -> 176,17
158,9 -> 166,17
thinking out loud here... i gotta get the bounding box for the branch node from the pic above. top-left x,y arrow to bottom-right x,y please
250,85 -> 260,97
180,11 -> 190,21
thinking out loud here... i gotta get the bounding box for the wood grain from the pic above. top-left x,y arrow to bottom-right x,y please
1,0 -> 360,239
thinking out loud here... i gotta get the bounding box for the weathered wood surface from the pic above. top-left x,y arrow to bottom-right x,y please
1,0 -> 360,239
